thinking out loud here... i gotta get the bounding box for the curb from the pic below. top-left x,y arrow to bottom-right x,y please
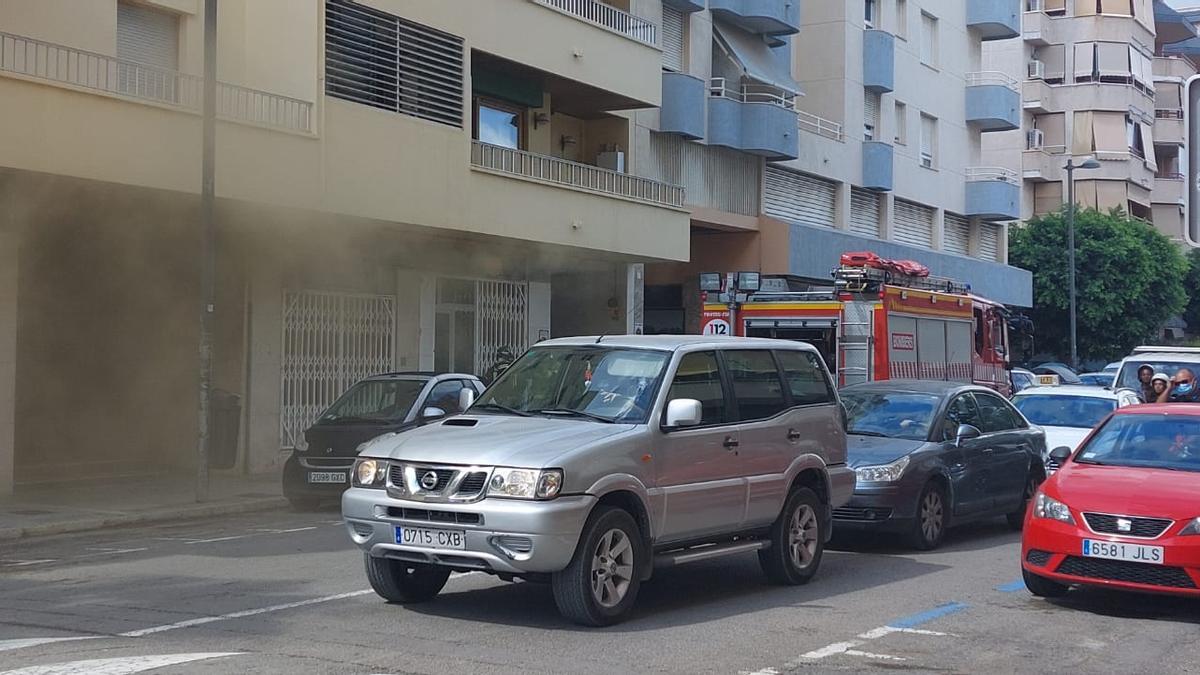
0,496 -> 289,542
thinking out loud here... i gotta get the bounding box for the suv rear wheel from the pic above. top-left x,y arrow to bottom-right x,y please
552,506 -> 642,626
759,487 -> 824,585
364,554 -> 451,603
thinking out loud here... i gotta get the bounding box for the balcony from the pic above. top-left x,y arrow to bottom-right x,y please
1156,109 -> 1185,145
707,79 -> 799,160
1154,172 -> 1185,205
1019,81 -> 1154,116
530,0 -> 658,46
861,141 -> 893,192
966,72 -> 1020,132
797,110 -> 844,142
660,72 -> 706,140
1154,56 -> 1196,80
863,30 -> 895,94
965,168 -> 1020,221
1022,79 -> 1053,114
0,31 -> 313,133
470,141 -> 684,208
664,0 -> 706,11
1022,9 -> 1052,46
709,0 -> 801,37
968,0 -> 1020,41
1022,150 -> 1155,191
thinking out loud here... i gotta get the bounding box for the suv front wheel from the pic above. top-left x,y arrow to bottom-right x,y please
759,487 -> 824,585
364,554 -> 451,603
552,506 -> 642,626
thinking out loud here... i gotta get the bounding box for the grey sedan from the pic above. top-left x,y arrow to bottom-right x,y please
834,380 -> 1047,550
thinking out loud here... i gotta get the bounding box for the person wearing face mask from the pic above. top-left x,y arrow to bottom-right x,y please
1162,368 -> 1200,403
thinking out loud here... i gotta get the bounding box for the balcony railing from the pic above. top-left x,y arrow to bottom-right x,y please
1157,171 -> 1185,180
709,78 -> 797,109
966,71 -> 1020,91
0,31 -> 313,133
797,110 -> 844,142
471,141 -> 684,208
965,166 -> 1020,185
530,0 -> 657,46
1156,108 -> 1184,119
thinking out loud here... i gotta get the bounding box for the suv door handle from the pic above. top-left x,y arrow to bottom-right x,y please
787,429 -> 802,442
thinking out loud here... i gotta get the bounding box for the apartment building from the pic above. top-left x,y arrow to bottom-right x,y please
0,0 -> 691,493
638,0 -> 1034,336
985,0 -> 1200,246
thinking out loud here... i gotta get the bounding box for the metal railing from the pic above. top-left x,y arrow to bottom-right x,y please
530,0 -> 657,46
471,141 -> 685,208
1156,108 -> 1184,119
966,71 -> 1020,91
797,110 -> 844,141
709,78 -> 797,110
0,31 -> 313,133
965,167 -> 1020,185
1156,171 -> 1185,180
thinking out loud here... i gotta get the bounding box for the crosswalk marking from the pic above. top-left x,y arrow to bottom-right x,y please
0,652 -> 240,675
0,637 -> 101,653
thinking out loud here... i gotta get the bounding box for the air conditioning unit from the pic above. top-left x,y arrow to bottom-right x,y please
1026,0 -> 1045,12
1027,60 -> 1045,80
1026,129 -> 1045,150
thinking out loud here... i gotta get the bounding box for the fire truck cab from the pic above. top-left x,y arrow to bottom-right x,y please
699,254 -> 1013,395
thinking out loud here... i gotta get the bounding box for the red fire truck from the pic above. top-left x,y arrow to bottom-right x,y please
699,253 -> 1014,395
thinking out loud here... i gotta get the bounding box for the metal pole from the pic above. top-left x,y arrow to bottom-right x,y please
197,0 -> 217,502
1066,161 -> 1078,371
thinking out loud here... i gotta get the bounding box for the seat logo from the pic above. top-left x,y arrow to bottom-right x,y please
1116,518 -> 1132,533
420,471 -> 439,490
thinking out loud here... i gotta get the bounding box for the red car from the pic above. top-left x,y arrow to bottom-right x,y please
1022,404 -> 1200,598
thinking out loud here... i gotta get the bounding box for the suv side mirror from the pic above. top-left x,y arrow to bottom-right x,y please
1049,446 -> 1072,464
664,399 -> 703,429
458,388 -> 476,411
955,424 -> 982,447
421,406 -> 447,422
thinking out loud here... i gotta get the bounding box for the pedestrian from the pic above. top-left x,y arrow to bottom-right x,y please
1151,372 -> 1171,403
1163,368 -> 1200,403
1136,364 -> 1156,403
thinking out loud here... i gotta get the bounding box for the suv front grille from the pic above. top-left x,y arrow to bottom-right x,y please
386,506 -> 482,526
387,463 -> 492,502
1083,513 -> 1173,539
1056,556 -> 1196,588
456,472 -> 488,496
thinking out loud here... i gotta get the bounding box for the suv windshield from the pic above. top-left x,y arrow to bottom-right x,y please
474,346 -> 668,424
1116,360 -> 1197,390
840,391 -> 940,441
320,379 -> 426,423
1074,414 -> 1200,472
1013,394 -> 1115,429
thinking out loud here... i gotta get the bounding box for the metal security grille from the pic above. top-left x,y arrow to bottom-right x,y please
475,280 -> 529,375
979,222 -> 1001,261
893,198 -> 935,248
280,291 -> 396,449
764,166 -> 836,228
944,212 -> 970,255
325,0 -> 464,128
116,1 -> 179,102
849,187 -> 880,237
661,4 -> 685,72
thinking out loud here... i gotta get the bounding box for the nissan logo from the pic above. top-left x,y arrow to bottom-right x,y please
419,471 -> 439,491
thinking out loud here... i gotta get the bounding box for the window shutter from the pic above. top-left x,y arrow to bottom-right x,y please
1096,42 -> 1129,78
764,167 -> 837,228
921,14 -> 936,64
864,90 -> 879,140
1036,112 -> 1066,149
1073,42 -> 1095,81
920,115 -> 935,165
893,199 -> 934,248
117,2 -> 179,69
1041,44 -> 1066,80
662,5 -> 685,72
978,223 -> 1000,262
850,187 -> 880,237
944,213 -> 970,256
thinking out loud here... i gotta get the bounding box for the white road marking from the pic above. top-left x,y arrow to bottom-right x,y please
0,652 -> 240,675
0,637 -> 102,653
857,626 -> 955,639
75,548 -> 148,559
118,590 -> 374,637
182,535 -> 250,544
251,527 -> 317,534
1,560 -> 57,567
844,649 -> 906,661
801,641 -> 859,659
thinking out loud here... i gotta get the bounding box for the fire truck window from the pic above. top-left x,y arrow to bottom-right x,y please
974,392 -> 1023,433
725,350 -> 789,421
774,350 -> 834,406
973,308 -> 984,356
667,351 -> 727,425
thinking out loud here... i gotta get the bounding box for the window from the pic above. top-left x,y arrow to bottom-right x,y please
662,4 -> 686,72
116,1 -> 179,101
865,0 -> 876,27
975,393 -> 1023,433
920,12 -> 938,66
893,100 -> 907,145
725,350 -> 789,421
896,0 -> 908,39
775,350 -> 835,406
325,0 -> 465,128
667,351 -> 728,425
426,380 -> 467,415
943,394 -> 982,440
919,113 -> 936,168
321,380 -> 426,422
864,89 -> 880,141
474,98 -> 525,150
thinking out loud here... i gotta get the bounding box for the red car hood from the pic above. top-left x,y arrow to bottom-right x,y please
1049,463 -> 1200,519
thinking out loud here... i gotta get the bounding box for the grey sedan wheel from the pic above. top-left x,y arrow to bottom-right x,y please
907,481 -> 947,550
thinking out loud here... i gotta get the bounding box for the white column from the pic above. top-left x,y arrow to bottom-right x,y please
418,274 -> 436,370
834,181 -> 852,230
394,270 -> 423,370
0,230 -> 16,495
245,263 -> 284,474
528,281 -> 552,344
932,207 -> 945,251
879,193 -> 895,241
626,263 -> 645,334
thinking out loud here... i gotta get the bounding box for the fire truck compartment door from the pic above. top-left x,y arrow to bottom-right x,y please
945,321 -> 972,381
888,315 -> 918,378
917,319 -> 948,379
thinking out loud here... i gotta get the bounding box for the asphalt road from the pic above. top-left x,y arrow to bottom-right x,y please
1,508 -> 1197,674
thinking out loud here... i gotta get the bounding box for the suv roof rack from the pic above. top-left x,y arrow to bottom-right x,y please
1131,346 -> 1200,354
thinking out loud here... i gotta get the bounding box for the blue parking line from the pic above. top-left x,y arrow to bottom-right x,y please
888,601 -> 970,629
996,579 -> 1026,593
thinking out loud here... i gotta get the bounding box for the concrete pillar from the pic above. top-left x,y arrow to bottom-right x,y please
626,263 -> 645,334
0,230 -> 15,495
245,262 -> 284,474
998,222 -> 1010,264
395,269 -> 423,371
834,181 -> 852,230
932,207 -> 945,251
968,216 -> 983,257
879,193 -> 895,241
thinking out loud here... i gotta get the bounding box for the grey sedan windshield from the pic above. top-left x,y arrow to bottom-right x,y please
841,391 -> 940,441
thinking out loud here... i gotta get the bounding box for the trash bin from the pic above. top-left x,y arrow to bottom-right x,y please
208,389 -> 241,470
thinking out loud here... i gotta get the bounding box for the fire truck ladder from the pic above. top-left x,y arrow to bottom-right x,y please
838,301 -> 874,387
834,265 -> 970,295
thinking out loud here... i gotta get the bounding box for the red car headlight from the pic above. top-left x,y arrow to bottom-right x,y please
1033,491 -> 1075,525
1180,517 -> 1200,536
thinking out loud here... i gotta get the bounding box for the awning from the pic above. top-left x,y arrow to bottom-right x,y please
713,20 -> 801,95
1156,0 -> 1199,45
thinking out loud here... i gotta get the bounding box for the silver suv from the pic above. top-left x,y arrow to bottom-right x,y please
342,336 -> 853,625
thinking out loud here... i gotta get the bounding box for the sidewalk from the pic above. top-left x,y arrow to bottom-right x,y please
0,472 -> 288,541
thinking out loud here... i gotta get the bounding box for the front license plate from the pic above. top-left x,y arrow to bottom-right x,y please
1083,539 -> 1164,565
307,471 -> 347,484
395,526 -> 466,550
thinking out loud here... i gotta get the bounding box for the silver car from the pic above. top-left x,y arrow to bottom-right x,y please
342,335 -> 853,626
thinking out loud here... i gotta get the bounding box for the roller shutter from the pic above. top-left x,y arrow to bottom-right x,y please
662,5 -> 685,72
979,223 -> 1001,261
893,198 -> 934,248
849,187 -> 880,237
944,212 -> 970,256
764,167 -> 837,228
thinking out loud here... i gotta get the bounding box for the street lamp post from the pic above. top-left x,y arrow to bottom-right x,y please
1063,157 -> 1100,371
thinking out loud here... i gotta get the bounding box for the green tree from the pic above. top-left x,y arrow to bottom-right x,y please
1008,207 -> 1188,364
1184,248 -> 1200,333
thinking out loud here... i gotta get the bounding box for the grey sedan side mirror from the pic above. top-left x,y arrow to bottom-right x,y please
664,399 -> 703,429
1048,446 -> 1072,464
955,424 -> 982,447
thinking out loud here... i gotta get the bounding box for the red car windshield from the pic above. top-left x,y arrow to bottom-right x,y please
1074,414 -> 1200,472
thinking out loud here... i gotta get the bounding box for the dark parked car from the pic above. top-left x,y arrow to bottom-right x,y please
283,372 -> 484,509
835,380 -> 1047,549
1077,373 -> 1111,387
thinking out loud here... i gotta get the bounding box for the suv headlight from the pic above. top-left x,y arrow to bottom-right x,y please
352,458 -> 388,488
487,468 -> 563,500
1180,517 -> 1200,536
1033,491 -> 1075,524
854,456 -> 910,484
